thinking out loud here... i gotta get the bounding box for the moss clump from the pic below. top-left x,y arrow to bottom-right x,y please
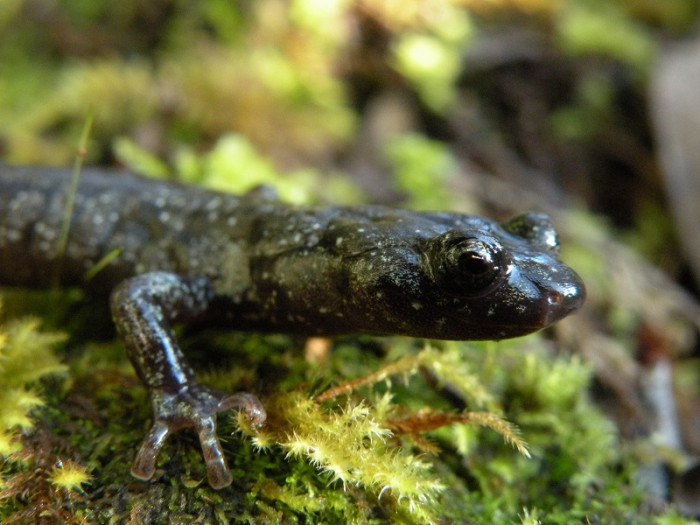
47,459 -> 92,493
242,392 -> 444,521
0,300 -> 95,523
0,309 -> 67,447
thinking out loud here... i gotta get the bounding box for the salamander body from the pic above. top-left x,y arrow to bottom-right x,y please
0,164 -> 585,488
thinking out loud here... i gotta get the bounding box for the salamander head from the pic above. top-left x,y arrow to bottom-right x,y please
343,211 -> 585,340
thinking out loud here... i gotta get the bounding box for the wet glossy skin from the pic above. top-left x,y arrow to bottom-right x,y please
0,164 -> 585,488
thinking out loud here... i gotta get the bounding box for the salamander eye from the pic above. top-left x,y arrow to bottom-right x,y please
426,233 -> 509,296
502,212 -> 559,254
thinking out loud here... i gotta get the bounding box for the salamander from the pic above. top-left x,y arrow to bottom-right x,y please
0,163 -> 585,488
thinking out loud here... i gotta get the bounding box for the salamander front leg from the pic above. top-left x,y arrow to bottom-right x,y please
110,271 -> 266,489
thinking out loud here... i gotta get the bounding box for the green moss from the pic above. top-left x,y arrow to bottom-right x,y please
0,293 -> 651,523
0,311 -> 67,437
0,300 -> 86,522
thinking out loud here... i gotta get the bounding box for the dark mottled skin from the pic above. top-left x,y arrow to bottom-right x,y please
0,164 -> 585,488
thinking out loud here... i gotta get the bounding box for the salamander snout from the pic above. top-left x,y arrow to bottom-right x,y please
542,272 -> 586,327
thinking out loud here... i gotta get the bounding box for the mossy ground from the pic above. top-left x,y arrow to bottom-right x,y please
0,295 -> 682,523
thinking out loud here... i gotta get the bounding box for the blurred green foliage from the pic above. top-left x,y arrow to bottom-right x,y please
3,0 -> 695,168
549,73 -> 617,141
383,133 -> 457,209
557,1 -> 657,74
390,5 -> 475,111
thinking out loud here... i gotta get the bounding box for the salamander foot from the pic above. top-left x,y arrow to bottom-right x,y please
131,385 -> 266,489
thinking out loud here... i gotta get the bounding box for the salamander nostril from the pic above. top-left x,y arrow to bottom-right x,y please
544,277 -> 586,326
547,291 -> 563,306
